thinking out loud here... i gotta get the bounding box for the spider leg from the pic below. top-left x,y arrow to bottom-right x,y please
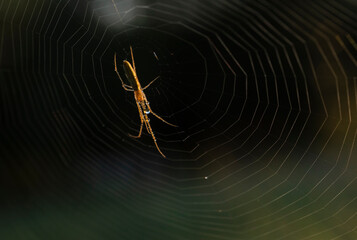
130,46 -> 136,71
142,113 -> 166,158
128,100 -> 144,138
114,52 -> 134,91
142,76 -> 160,90
144,99 -> 177,127
129,102 -> 165,157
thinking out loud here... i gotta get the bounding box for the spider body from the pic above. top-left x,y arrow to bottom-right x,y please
114,47 -> 177,157
123,60 -> 140,90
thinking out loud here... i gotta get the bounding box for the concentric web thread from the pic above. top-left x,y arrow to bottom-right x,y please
1,0 -> 356,239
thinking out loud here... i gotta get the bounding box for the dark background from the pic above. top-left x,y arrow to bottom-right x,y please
1,0 -> 356,239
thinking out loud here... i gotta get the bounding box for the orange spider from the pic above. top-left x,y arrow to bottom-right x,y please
114,46 -> 177,158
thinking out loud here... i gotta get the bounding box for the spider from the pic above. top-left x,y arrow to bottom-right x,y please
114,46 -> 177,158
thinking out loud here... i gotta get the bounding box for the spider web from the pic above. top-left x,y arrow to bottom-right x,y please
1,0 -> 357,239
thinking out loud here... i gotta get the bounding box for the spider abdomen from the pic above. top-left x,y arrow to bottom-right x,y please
123,60 -> 140,90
